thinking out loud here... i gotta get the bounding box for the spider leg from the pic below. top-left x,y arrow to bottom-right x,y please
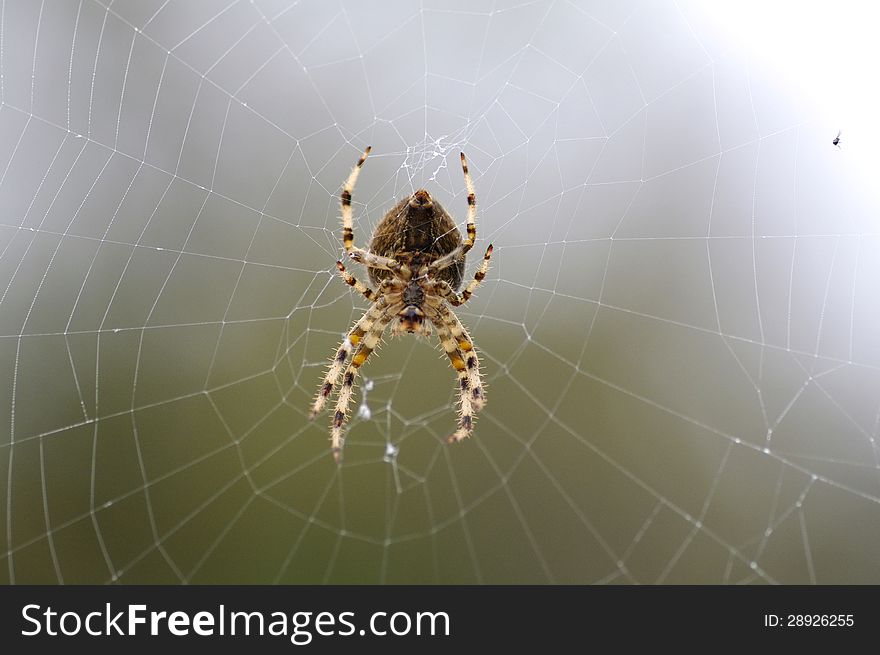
457,243 -> 492,304
340,146 -> 401,272
427,243 -> 493,306
428,152 -> 478,274
349,249 -> 402,271
340,145 -> 370,255
335,260 -> 377,302
309,295 -> 392,420
330,304 -> 398,462
438,304 -> 486,412
461,151 -> 477,250
433,304 -> 486,443
430,312 -> 478,444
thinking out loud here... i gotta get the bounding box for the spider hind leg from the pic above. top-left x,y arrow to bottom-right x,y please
340,146 -> 401,273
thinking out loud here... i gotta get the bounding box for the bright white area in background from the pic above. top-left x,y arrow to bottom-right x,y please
699,0 -> 879,196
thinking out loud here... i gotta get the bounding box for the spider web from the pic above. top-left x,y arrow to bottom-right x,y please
2,0 -> 880,585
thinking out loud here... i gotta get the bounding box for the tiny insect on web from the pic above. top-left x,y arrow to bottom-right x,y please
309,148 -> 493,462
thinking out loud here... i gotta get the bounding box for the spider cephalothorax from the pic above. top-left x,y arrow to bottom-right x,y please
310,147 -> 493,462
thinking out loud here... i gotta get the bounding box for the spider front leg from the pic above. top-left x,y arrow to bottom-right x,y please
437,304 -> 486,411
431,314 -> 478,443
434,304 -> 486,443
330,307 -> 397,462
309,296 -> 391,420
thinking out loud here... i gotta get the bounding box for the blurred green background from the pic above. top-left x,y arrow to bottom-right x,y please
2,0 -> 880,584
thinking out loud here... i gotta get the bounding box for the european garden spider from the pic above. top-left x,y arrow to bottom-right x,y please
310,147 -> 493,462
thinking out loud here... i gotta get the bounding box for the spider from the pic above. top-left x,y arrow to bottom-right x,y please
309,147 -> 493,462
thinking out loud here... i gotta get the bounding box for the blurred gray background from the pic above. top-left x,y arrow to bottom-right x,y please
1,0 -> 879,583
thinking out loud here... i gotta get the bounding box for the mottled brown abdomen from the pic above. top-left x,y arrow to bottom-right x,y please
367,193 -> 465,290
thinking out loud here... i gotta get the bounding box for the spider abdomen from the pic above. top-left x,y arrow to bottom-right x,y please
367,191 -> 465,290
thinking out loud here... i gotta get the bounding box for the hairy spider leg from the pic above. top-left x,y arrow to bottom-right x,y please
429,152 -> 478,274
335,260 -> 377,302
331,307 -> 398,462
340,146 -> 400,272
426,243 -> 493,305
435,302 -> 486,419
309,295 -> 395,420
430,311 -> 483,443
